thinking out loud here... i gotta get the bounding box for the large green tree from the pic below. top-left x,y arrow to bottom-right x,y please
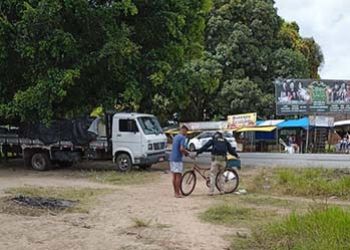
0,0 -> 211,124
0,0 -> 138,123
124,0 -> 212,116
0,0 -> 324,124
195,0 -> 324,119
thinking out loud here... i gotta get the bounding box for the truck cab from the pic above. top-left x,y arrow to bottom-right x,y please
111,113 -> 167,171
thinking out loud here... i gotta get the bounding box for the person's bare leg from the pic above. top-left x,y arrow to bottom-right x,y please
175,173 -> 182,197
172,173 -> 177,195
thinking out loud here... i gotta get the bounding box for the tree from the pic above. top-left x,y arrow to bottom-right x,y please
278,21 -> 324,78
167,53 -> 222,121
123,0 -> 212,117
0,0 -> 138,123
202,0 -> 324,118
0,0 -> 324,124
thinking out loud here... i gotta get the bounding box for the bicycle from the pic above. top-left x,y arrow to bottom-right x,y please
180,157 -> 240,196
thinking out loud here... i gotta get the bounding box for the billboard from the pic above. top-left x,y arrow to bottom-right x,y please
275,79 -> 350,115
227,113 -> 257,129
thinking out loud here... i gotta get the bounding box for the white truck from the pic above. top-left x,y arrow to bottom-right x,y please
0,112 -> 167,171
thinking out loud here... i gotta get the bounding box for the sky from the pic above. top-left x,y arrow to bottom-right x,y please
275,0 -> 350,80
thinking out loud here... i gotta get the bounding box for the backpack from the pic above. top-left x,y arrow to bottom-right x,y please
212,137 -> 228,155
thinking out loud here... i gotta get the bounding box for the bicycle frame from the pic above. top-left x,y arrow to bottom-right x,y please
190,162 -> 210,181
181,159 -> 240,196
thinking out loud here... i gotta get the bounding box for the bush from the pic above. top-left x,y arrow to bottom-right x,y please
251,168 -> 350,199
238,207 -> 350,250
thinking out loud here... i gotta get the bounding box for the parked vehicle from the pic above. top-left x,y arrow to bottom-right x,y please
0,113 -> 167,172
187,131 -> 237,152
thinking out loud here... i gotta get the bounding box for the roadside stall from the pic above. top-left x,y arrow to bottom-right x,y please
308,116 -> 335,153
236,123 -> 280,152
277,117 -> 309,153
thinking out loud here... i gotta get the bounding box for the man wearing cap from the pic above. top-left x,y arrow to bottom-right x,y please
195,131 -> 239,196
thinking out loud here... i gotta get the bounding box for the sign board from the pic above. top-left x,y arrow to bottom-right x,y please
181,121 -> 227,131
227,113 -> 257,129
275,79 -> 350,115
309,116 -> 334,127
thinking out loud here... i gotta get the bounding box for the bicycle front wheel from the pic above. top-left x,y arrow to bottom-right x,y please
216,169 -> 239,194
180,171 -> 197,196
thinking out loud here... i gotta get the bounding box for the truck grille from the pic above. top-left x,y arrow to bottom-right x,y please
153,142 -> 166,150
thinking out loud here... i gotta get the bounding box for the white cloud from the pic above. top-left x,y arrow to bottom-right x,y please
275,0 -> 350,79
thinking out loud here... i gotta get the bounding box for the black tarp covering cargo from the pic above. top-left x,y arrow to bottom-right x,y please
20,118 -> 96,145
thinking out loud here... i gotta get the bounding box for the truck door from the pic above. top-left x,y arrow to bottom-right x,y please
115,118 -> 142,158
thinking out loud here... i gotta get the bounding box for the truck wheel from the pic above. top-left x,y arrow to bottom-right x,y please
116,153 -> 132,172
189,143 -> 196,152
31,152 -> 51,171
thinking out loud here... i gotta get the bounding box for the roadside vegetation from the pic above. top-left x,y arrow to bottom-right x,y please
200,167 -> 350,250
84,170 -> 160,186
131,217 -> 152,228
236,206 -> 350,250
0,186 -> 110,216
200,204 -> 277,226
247,168 -> 350,199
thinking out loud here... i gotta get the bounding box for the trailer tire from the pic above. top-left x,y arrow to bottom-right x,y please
31,152 -> 51,171
115,153 -> 132,172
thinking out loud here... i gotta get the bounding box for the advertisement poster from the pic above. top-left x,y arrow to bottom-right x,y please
227,113 -> 257,129
275,79 -> 350,115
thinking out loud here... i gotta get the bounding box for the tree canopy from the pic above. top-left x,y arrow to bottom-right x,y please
0,0 -> 323,124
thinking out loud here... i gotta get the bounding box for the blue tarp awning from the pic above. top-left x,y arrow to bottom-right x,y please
256,120 -> 264,126
277,117 -> 309,130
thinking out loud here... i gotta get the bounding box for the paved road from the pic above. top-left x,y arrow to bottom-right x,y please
184,152 -> 350,169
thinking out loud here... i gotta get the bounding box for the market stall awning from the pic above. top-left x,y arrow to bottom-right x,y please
334,120 -> 350,127
258,120 -> 284,127
164,129 -> 197,135
277,117 -> 309,130
237,126 -> 276,132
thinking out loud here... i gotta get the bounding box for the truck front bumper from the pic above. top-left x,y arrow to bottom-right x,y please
134,152 -> 168,165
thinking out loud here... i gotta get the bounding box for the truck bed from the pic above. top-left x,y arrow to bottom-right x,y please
0,133 -> 107,151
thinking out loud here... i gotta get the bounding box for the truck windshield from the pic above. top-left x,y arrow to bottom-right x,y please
137,116 -> 163,135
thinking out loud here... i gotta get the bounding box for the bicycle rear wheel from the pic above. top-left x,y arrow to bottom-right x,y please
180,171 -> 197,196
216,169 -> 239,194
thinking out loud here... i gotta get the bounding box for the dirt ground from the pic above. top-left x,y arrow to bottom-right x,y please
0,161 -> 237,250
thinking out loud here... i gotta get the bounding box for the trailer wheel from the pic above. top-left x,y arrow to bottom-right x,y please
31,152 -> 51,171
115,153 -> 132,172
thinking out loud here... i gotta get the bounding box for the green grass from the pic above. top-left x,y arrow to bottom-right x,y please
85,170 -> 159,185
3,185 -> 110,214
132,217 -> 152,228
236,206 -> 350,250
239,195 -> 295,208
250,168 -> 350,200
200,204 -> 276,226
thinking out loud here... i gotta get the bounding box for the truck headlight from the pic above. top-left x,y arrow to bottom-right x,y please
148,144 -> 153,150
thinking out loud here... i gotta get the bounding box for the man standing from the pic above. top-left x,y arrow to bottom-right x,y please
169,125 -> 189,198
195,132 -> 239,196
